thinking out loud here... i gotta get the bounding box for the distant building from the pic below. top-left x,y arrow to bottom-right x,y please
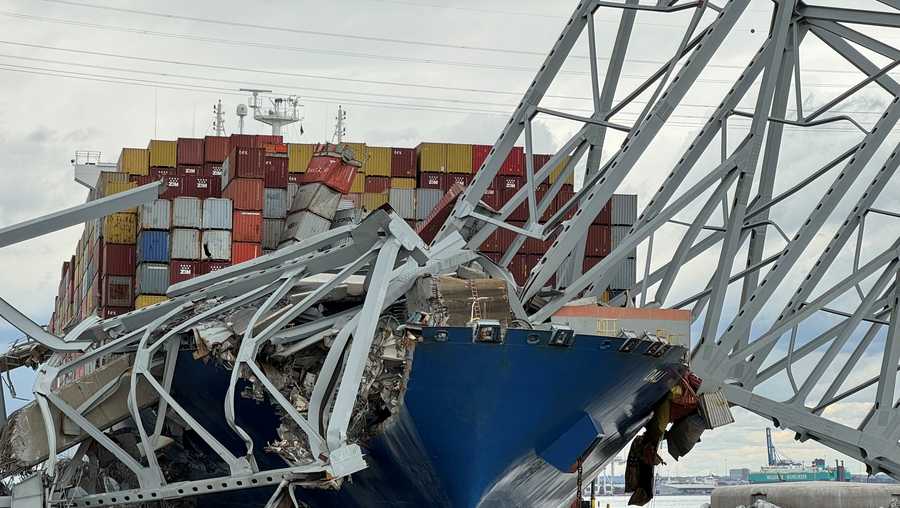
729,468 -> 751,482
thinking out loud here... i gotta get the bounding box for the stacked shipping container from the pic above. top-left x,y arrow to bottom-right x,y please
49,136 -> 637,333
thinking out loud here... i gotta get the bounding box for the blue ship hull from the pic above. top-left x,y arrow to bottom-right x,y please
171,328 -> 686,507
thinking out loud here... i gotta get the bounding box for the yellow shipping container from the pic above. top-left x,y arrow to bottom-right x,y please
288,143 -> 315,173
417,143 -> 448,172
362,192 -> 389,211
117,148 -> 149,176
350,174 -> 366,194
135,295 -> 168,309
391,178 -> 416,190
148,139 -> 177,168
102,213 -> 137,244
104,180 -> 137,197
549,156 -> 574,185
365,146 -> 392,177
343,142 -> 367,166
447,144 -> 474,174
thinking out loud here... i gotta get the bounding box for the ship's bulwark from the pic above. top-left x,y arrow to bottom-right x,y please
171,328 -> 685,507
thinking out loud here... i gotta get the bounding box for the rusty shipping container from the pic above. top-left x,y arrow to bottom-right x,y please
102,213 -> 137,244
176,138 -> 204,165
171,229 -> 201,260
264,188 -> 288,219
391,148 -> 416,178
117,148 -> 149,176
262,219 -> 285,250
202,198 -> 233,230
101,243 -> 136,276
204,136 -> 229,163
170,260 -> 199,285
172,197 -> 202,229
233,211 -> 263,243
300,149 -> 360,194
201,230 -> 231,261
148,140 -> 177,168
102,276 -> 133,308
223,178 -> 264,211
232,242 -> 262,264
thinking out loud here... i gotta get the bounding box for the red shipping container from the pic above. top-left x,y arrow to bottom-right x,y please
170,260 -> 199,285
150,167 -> 176,180
480,228 -> 501,252
233,211 -> 263,242
586,225 -> 612,257
232,242 -> 262,264
177,138 -> 204,166
299,151 -> 359,194
483,252 -> 501,264
200,261 -> 231,275
288,173 -> 302,185
509,255 -> 529,286
498,176 -> 527,221
481,187 -> 501,211
159,176 -> 183,200
263,143 -> 288,155
444,174 -> 471,191
256,135 -> 284,147
101,243 -> 136,276
101,306 -> 132,319
183,176 -> 221,200
365,176 -> 391,193
593,201 -> 613,226
531,153 -> 552,173
416,182 -> 465,244
419,172 -> 444,190
584,256 -> 604,273
535,184 -> 555,223
557,184 -> 576,221
204,136 -> 229,163
473,145 -> 525,176
228,134 -> 255,151
264,156 -> 289,188
129,175 -> 155,187
391,148 -> 417,178
204,162 -> 224,177
223,178 -> 264,211
227,147 -> 265,180
177,165 -> 207,177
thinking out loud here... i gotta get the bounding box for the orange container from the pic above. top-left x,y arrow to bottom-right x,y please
233,211 -> 263,242
232,242 -> 262,264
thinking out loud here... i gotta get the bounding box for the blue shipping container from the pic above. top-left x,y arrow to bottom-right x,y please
137,230 -> 170,264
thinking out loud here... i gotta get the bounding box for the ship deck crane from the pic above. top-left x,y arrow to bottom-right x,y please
0,0 -> 898,505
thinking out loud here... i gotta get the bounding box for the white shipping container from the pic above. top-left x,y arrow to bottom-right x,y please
139,199 -> 171,231
611,225 -> 638,259
290,183 -> 342,220
136,263 -> 169,295
201,230 -> 232,261
332,208 -> 365,229
262,219 -> 285,250
389,188 -> 416,220
609,257 -> 637,290
415,189 -> 443,220
264,188 -> 288,219
337,197 -> 355,211
202,198 -> 233,230
281,210 -> 331,246
611,194 -> 638,226
287,183 -> 299,212
172,197 -> 202,229
171,228 -> 201,260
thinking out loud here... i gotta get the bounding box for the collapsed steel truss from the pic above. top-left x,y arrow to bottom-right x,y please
441,0 -> 900,478
1,0 -> 900,505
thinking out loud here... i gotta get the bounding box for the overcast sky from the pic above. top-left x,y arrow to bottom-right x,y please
1,0 -> 900,479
